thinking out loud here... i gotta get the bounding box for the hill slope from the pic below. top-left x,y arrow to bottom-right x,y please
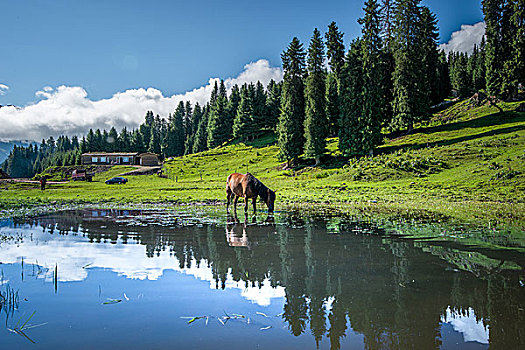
1,100 -> 524,226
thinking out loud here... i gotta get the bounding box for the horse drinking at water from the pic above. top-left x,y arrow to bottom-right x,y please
226,173 -> 276,214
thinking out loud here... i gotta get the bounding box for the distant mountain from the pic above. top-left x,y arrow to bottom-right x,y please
0,140 -> 35,163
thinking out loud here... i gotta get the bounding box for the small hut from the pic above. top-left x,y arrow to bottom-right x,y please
138,153 -> 160,166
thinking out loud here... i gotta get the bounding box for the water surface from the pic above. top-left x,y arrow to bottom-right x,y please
0,209 -> 524,349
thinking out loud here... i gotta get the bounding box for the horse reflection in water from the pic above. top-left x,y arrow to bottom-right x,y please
226,212 -> 275,248
226,173 -> 276,216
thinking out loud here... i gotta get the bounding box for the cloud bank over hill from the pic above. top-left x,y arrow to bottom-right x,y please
0,59 -> 283,142
439,22 -> 486,54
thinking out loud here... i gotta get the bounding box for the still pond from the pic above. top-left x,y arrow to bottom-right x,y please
0,209 -> 524,349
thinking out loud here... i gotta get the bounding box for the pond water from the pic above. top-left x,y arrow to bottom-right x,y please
0,209 -> 524,349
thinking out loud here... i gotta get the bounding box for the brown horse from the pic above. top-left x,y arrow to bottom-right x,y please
226,173 -> 275,214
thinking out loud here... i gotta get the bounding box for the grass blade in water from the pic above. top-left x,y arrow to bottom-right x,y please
103,298 -> 122,305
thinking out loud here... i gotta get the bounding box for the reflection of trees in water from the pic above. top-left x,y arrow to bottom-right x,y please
28,211 -> 525,349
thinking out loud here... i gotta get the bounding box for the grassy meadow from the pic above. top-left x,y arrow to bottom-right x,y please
1,99 -> 524,229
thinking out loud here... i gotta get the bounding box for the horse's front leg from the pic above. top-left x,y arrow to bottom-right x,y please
244,197 -> 249,214
252,198 -> 256,215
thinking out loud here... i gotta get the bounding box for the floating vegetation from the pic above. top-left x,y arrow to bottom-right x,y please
7,311 -> 48,344
182,311 -> 277,331
103,298 -> 122,305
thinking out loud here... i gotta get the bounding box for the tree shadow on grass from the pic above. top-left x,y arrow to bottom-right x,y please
385,111 -> 524,141
379,124 -> 525,154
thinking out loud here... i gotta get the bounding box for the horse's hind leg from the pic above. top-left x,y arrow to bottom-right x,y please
233,195 -> 239,215
244,197 -> 249,216
226,188 -> 232,213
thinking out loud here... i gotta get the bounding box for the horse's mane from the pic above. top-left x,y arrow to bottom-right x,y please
247,173 -> 269,202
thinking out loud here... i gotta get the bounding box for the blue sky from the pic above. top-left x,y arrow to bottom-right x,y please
0,0 -> 484,141
1,0 -> 483,106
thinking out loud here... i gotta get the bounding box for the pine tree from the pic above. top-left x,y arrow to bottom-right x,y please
184,101 -> 193,142
265,80 -> 281,130
325,73 -> 339,137
227,84 -> 241,136
192,104 -> 209,153
210,81 -> 219,106
419,6 -> 440,105
278,37 -> 306,167
436,50 -> 451,100
132,129 -> 147,153
451,52 -> 471,98
483,0 -> 505,97
475,37 -> 487,91
380,0 -> 395,44
304,28 -> 327,165
207,94 -> 229,148
148,124 -> 161,155
252,81 -> 267,135
390,0 -> 426,132
511,0 -> 525,94
163,102 -> 185,157
339,40 -> 364,156
360,0 -> 385,155
119,127 -> 131,152
325,22 -> 345,77
233,84 -> 254,141
108,127 -> 119,152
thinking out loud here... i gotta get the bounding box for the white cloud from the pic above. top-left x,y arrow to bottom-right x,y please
439,22 -> 486,54
0,59 -> 283,142
441,306 -> 489,344
0,84 -> 8,95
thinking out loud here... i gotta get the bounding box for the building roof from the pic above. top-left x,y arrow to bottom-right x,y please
82,152 -> 139,157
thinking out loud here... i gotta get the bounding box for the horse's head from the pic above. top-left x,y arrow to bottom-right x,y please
267,189 -> 276,213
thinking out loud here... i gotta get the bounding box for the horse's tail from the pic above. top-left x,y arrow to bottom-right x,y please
226,173 -> 233,190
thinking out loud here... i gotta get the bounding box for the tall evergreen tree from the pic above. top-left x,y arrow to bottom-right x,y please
483,0 -> 505,97
207,94 -> 229,148
192,104 -> 209,153
511,0 -> 525,94
359,0 -> 385,155
265,80 -> 281,130
304,28 -> 327,165
325,73 -> 340,137
233,84 -> 254,141
163,104 -> 185,157
227,84 -> 241,137
419,6 -> 440,105
119,127 -> 131,152
278,37 -> 306,167
451,52 -> 471,98
390,0 -> 426,131
252,81 -> 267,134
436,50 -> 451,100
339,40 -> 364,156
325,22 -> 345,77
107,127 -> 119,152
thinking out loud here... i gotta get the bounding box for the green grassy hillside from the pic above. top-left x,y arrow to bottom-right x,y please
1,100 -> 524,227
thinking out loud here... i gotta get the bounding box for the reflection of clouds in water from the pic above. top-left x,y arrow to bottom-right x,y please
0,227 -> 284,306
441,307 -> 489,344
